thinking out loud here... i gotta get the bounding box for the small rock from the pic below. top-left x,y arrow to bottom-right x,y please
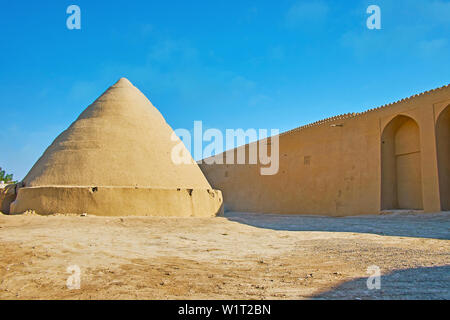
80,213 -> 88,217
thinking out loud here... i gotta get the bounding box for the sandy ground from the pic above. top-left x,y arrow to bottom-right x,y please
0,211 -> 449,300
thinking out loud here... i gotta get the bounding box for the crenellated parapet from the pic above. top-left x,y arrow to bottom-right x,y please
280,83 -> 450,138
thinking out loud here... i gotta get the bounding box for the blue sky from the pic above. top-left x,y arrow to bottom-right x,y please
0,0 -> 449,180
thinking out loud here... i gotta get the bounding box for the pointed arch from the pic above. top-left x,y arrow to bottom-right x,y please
436,105 -> 450,211
381,115 -> 423,210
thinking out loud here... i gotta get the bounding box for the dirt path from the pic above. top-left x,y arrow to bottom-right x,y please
0,212 -> 449,299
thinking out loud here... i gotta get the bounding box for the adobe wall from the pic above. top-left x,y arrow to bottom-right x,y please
200,85 -> 450,216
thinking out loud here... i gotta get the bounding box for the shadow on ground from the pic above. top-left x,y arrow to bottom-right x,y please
224,211 -> 450,239
313,265 -> 450,300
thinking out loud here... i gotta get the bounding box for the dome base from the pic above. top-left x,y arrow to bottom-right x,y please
9,186 -> 223,217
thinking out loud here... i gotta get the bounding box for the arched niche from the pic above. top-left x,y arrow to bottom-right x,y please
381,115 -> 423,210
436,105 -> 450,211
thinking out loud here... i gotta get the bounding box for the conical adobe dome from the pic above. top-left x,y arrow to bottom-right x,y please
22,78 -> 210,189
9,78 -> 223,217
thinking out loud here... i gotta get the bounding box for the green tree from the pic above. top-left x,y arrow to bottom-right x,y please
0,167 -> 15,183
